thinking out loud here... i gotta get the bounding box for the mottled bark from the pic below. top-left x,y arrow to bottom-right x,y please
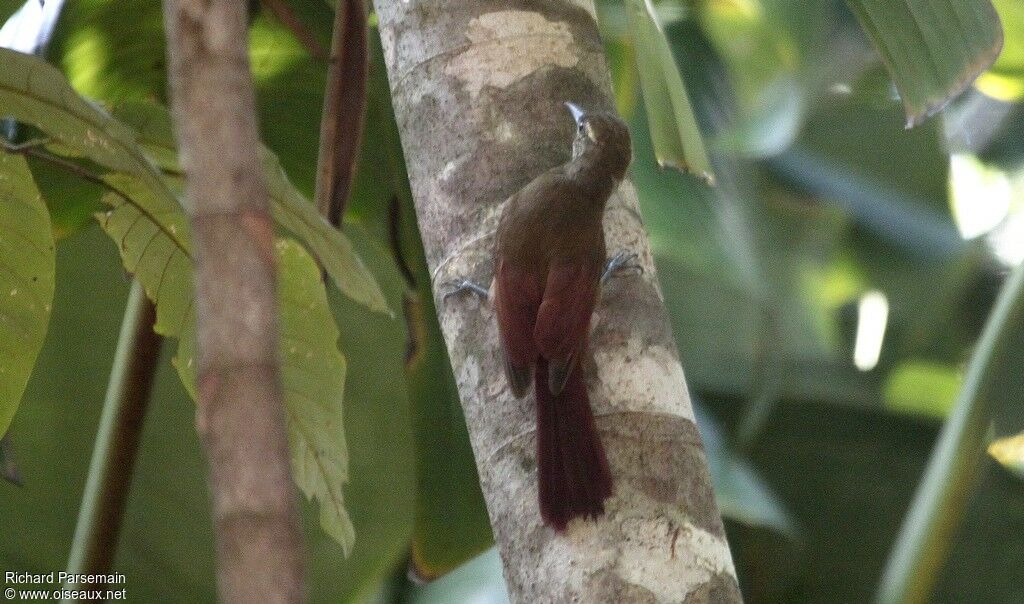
163,0 -> 304,601
373,0 -> 740,601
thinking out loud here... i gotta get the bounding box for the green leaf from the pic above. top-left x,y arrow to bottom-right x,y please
0,153 -> 54,437
0,48 -> 358,554
95,174 -> 193,343
694,404 -> 797,537
976,0 -> 1024,101
263,150 -> 390,316
401,230 -> 491,580
277,239 -> 356,552
37,6 -> 389,314
847,0 -> 1004,127
97,184 -> 358,555
0,48 -> 178,207
877,259 -> 1024,603
109,100 -> 390,316
357,41 -> 492,579
624,0 -> 714,182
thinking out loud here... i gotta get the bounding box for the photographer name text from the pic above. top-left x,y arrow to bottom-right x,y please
4,572 -> 126,586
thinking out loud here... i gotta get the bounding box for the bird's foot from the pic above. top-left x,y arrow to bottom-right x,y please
601,251 -> 644,284
440,278 -> 489,302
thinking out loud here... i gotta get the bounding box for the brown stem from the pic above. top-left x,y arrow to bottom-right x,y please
261,0 -> 330,61
162,1 -> 304,601
63,284 -> 161,599
314,0 -> 369,227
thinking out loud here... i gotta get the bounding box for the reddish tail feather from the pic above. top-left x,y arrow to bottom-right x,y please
535,359 -> 613,531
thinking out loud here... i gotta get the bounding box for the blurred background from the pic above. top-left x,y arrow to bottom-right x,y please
1,0 -> 1022,602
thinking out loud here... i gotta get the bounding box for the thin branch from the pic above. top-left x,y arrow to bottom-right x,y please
163,0 -> 304,601
314,0 -> 368,227
262,0 -> 330,62
876,260 -> 1024,604
2,137 -> 118,192
63,283 -> 161,596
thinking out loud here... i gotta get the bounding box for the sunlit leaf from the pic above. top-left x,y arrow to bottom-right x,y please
625,0 -> 713,181
0,153 -> 54,437
277,239 -> 355,552
0,0 -> 64,56
847,0 -> 1004,126
975,0 -> 1024,101
883,361 -> 962,418
987,432 -> 1024,478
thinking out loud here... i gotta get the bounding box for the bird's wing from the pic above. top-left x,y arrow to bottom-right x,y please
533,257 -> 601,394
494,257 -> 545,397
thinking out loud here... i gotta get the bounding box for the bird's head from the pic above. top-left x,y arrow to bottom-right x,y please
565,102 -> 632,181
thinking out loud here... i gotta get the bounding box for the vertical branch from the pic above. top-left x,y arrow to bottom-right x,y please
373,0 -> 739,600
876,260 -> 1024,604
63,283 -> 161,597
162,0 -> 304,601
315,0 -> 369,227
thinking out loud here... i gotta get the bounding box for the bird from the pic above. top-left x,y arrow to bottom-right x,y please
446,101 -> 633,531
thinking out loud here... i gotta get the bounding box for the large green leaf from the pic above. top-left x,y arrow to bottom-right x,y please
624,0 -> 713,181
109,100 -> 389,315
96,180 -> 359,555
878,258 -> 1024,603
47,0 -> 330,196
353,37 -> 492,579
0,50 -> 385,312
0,49 -> 174,198
1,225 -> 415,602
278,239 -> 354,552
847,0 -> 1004,126
0,153 -> 54,437
0,47 -> 363,554
694,404 -> 797,537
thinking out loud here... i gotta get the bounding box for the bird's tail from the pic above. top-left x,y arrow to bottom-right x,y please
535,358 -> 613,531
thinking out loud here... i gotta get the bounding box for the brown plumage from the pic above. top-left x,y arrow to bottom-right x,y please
493,103 -> 631,531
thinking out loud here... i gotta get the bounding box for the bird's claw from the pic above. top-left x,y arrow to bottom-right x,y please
441,278 -> 489,302
602,251 -> 644,284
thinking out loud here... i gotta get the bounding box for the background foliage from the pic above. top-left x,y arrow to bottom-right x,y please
1,0 -> 1022,602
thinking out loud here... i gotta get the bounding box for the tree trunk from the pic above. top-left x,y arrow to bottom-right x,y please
372,0 -> 741,601
163,0 -> 305,601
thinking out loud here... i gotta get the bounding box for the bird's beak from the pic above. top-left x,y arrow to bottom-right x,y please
564,101 -> 586,126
